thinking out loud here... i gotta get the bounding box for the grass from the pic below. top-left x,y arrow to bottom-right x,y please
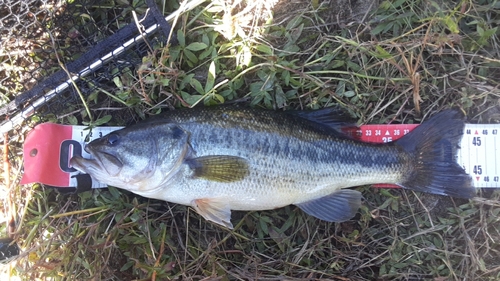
1,0 -> 500,279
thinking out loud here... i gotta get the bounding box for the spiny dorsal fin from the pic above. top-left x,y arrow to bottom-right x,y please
186,155 -> 249,182
287,107 -> 355,130
286,107 -> 357,138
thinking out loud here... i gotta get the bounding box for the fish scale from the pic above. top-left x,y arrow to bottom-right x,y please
179,120 -> 403,197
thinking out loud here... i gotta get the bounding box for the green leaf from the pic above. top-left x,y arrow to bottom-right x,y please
220,89 -> 232,98
283,44 -> 300,53
259,217 -> 269,235
251,94 -> 264,105
286,15 -> 302,30
257,69 -> 269,81
392,262 -> 408,269
255,44 -> 273,55
285,89 -> 297,98
113,76 -> 123,89
233,78 -> 244,90
108,186 -> 122,199
177,30 -> 185,47
181,91 -> 203,106
343,91 -> 356,98
205,61 -> 216,93
202,33 -> 209,46
132,237 -> 148,244
311,0 -> 319,9
347,61 -> 361,72
185,42 -> 208,51
443,16 -> 459,34
93,115 -> 112,126
477,25 -> 485,36
392,0 -> 406,8
213,93 -> 225,103
198,46 -> 213,60
275,85 -> 286,108
250,81 -> 265,94
183,49 -> 198,64
483,27 -> 497,37
290,23 -> 304,42
180,74 -> 195,90
169,46 -> 181,62
281,70 -> 290,86
379,0 -> 391,10
160,78 -> 169,86
190,78 -> 204,95
67,115 -> 78,125
329,60 -> 345,69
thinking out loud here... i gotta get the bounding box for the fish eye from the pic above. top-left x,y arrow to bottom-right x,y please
107,134 -> 119,145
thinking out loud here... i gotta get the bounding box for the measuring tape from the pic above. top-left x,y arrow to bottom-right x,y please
21,123 -> 500,189
352,124 -> 500,188
456,124 -> 499,188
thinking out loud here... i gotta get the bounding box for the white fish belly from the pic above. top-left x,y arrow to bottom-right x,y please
158,153 -> 403,211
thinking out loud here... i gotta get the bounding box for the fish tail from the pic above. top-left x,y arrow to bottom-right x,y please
395,110 -> 475,198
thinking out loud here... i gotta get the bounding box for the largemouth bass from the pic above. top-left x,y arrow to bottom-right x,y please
70,106 -> 475,228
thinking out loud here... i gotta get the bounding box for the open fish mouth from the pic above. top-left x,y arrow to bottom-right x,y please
69,155 -> 111,184
69,155 -> 98,174
69,144 -> 98,173
70,147 -> 124,178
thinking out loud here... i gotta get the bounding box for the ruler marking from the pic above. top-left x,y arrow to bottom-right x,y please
494,132 -> 498,187
486,126 -> 490,185
482,129 -> 486,184
478,129 -> 482,184
492,125 -> 498,188
465,124 -> 500,188
360,123 -> 499,188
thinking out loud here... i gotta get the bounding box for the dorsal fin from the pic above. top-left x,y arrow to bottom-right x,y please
287,107 -> 357,137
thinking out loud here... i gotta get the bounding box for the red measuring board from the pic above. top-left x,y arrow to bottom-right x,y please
345,124 -> 420,143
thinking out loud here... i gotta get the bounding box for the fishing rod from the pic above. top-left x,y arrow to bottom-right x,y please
0,0 -> 206,142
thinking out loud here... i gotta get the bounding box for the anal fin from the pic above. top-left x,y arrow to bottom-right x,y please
192,198 -> 233,229
295,190 -> 362,222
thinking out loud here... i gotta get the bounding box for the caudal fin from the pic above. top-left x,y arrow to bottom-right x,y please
395,110 -> 475,198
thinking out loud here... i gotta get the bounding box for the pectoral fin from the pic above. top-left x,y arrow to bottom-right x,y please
192,198 -> 233,229
186,155 -> 249,182
295,190 -> 362,222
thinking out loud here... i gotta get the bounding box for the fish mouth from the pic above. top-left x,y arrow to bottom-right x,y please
69,155 -> 98,174
83,145 -> 91,154
70,146 -> 124,177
